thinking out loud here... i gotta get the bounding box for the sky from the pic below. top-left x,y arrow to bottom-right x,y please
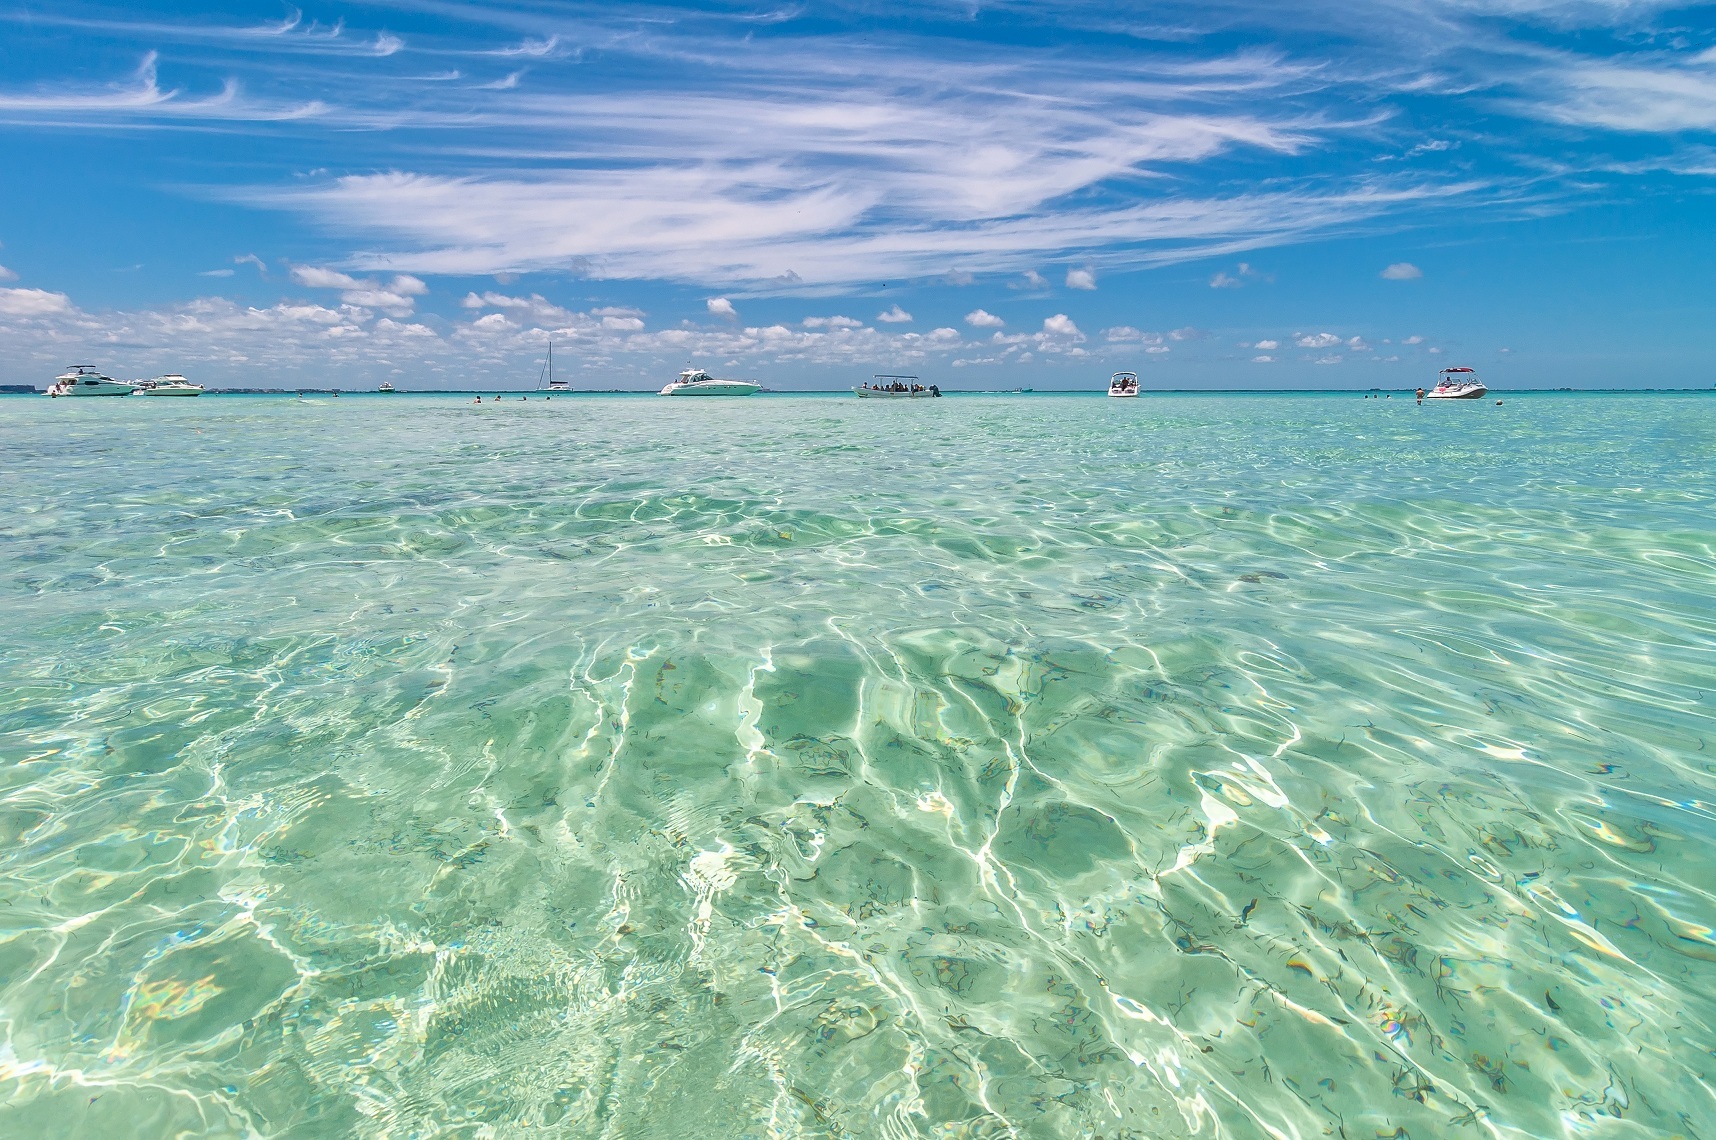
1,0 -> 1713,390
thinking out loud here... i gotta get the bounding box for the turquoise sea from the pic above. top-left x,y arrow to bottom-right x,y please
2,391 -> 1713,1138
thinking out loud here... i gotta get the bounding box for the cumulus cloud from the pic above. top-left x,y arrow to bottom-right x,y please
1065,266 -> 1097,290
1253,354 -> 1274,362
0,287 -> 73,317
1296,331 -> 1342,348
1012,270 -> 1049,291
965,308 -> 1004,328
1382,262 -> 1423,279
803,315 -> 864,328
1105,325 -> 1142,341
1403,334 -> 1424,344
1254,339 -> 1279,349
1210,262 -> 1267,288
0,264 -> 16,281
876,304 -> 913,323
707,296 -> 737,319
291,265 -> 426,315
1042,313 -> 1081,337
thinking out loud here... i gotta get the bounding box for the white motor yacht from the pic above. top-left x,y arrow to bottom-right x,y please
136,374 -> 204,396
1107,371 -> 1139,398
853,374 -> 940,398
1424,367 -> 1488,400
378,382 -> 397,394
660,368 -> 760,396
46,366 -> 137,397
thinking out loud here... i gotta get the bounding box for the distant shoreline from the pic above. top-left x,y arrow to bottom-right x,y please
3,386 -> 1711,397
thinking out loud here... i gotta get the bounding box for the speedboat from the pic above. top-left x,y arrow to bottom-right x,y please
378,382 -> 396,394
136,374 -> 204,396
660,368 -> 760,396
1425,367 -> 1488,399
854,374 -> 940,398
1107,371 -> 1139,398
46,366 -> 136,397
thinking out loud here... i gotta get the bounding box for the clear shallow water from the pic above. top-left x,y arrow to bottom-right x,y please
2,391 -> 1714,1138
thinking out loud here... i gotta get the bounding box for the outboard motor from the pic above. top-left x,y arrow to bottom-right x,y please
930,385 -> 941,397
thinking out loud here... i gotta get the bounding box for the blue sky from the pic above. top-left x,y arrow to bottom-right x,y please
1,0 -> 1713,389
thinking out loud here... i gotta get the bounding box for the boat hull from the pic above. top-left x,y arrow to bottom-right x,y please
139,386 -> 203,396
48,380 -> 136,397
1425,385 -> 1488,399
660,381 -> 760,396
1107,391 -> 1138,398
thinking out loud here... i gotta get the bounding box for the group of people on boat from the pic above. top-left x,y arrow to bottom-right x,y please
862,379 -> 932,394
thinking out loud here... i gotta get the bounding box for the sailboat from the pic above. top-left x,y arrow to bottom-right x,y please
538,341 -> 571,392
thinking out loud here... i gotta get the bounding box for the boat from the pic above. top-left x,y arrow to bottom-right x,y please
1424,367 -> 1488,400
46,366 -> 137,397
136,374 -> 204,396
378,382 -> 396,394
1107,371 -> 1139,398
537,341 -> 571,392
659,368 -> 760,396
854,374 -> 940,398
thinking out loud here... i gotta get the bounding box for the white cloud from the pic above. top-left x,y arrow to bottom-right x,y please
1042,313 -> 1081,337
1105,325 -> 1142,341
493,35 -> 562,59
1253,354 -> 1274,362
1210,262 -> 1265,289
1168,326 -> 1202,341
235,254 -> 267,275
876,304 -> 913,323
290,265 -> 362,290
0,264 -> 16,281
803,315 -> 864,328
707,296 -> 737,319
1314,354 -> 1343,364
1145,345 -> 1170,354
291,265 -> 426,315
1403,334 -> 1424,344
965,308 -> 1004,328
1254,339 -> 1279,349
1381,262 -> 1423,279
1012,270 -> 1049,291
0,287 -> 73,317
1296,331 -> 1342,348
602,315 -> 645,330
1348,336 -> 1371,350
199,268 -> 236,277
1065,266 -> 1097,290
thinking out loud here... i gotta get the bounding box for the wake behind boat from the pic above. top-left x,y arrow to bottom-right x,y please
1424,367 -> 1488,399
854,374 -> 940,398
1108,371 -> 1139,398
660,368 -> 759,396
46,366 -> 135,397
